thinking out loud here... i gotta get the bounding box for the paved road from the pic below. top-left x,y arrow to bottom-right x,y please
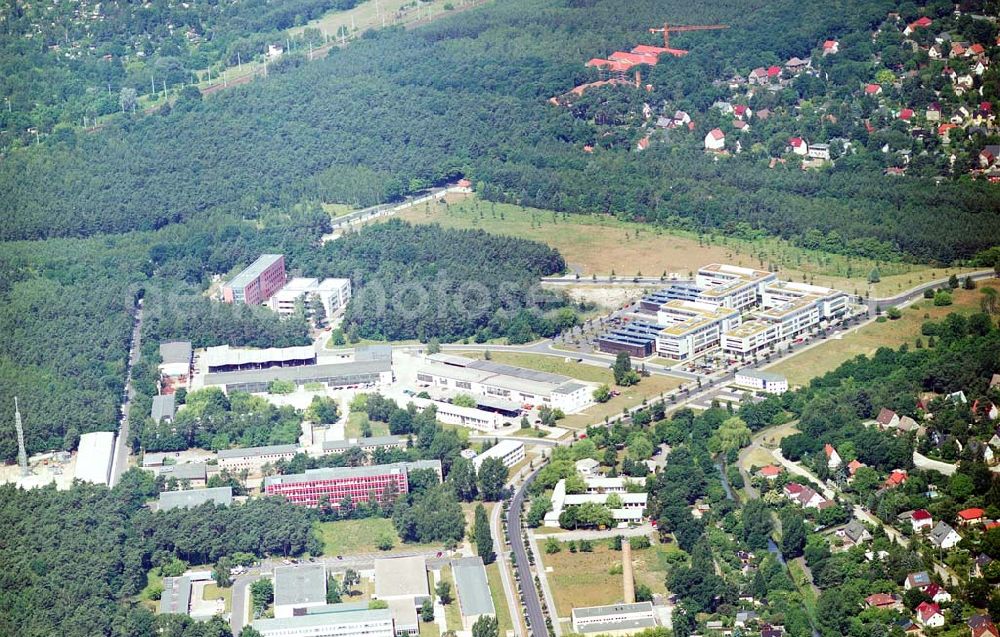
507,467 -> 548,637
867,269 -> 995,313
110,297 -> 144,487
912,451 -> 957,476
322,185 -> 468,242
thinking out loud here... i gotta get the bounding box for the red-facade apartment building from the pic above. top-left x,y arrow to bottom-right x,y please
263,460 -> 442,508
222,254 -> 287,306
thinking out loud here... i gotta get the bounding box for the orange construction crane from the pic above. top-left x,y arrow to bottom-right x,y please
649,23 -> 729,49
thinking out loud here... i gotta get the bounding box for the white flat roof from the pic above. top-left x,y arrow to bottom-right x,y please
204,344 -> 316,367
374,555 -> 428,599
74,431 -> 116,486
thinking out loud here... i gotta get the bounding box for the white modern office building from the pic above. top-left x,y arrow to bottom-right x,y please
406,396 -> 509,431
471,439 -> 525,471
267,277 -> 353,318
416,354 -> 593,413
654,300 -> 741,361
695,264 -> 777,311
734,370 -> 789,394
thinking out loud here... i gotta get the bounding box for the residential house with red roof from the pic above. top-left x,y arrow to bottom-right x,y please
924,583 -> 951,604
904,16 -> 933,36
911,509 -> 933,532
822,40 -> 839,55
824,444 -> 842,469
704,128 -> 726,151
748,67 -> 769,85
733,104 -> 752,120
916,601 -> 944,628
766,65 -> 782,80
865,83 -> 883,96
958,507 -> 986,526
865,593 -> 901,610
898,108 -> 914,121
885,470 -> 908,488
757,465 -> 782,479
973,623 -> 1000,637
788,137 -> 808,155
847,459 -> 865,476
973,399 -> 999,420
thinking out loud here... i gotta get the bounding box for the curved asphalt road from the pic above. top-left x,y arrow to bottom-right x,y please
507,468 -> 547,637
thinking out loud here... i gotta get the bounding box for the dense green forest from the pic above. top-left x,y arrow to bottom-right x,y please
310,220 -> 571,342
0,469 -> 317,637
0,0 -> 358,141
2,0 -> 999,262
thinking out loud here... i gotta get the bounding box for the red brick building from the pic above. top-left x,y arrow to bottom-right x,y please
222,254 -> 287,306
263,460 -> 441,508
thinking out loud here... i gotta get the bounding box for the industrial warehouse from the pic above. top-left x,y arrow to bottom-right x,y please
597,263 -> 851,362
416,353 -> 594,413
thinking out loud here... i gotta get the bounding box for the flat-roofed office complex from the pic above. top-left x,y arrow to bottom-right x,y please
264,460 -> 442,508
204,359 -> 392,394
223,254 -> 287,306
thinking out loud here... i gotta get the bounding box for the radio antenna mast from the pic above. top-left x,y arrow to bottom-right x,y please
14,397 -> 28,476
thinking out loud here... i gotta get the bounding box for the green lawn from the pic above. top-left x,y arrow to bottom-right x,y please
203,583 -> 233,613
315,518 -> 442,556
769,282 -> 999,386
485,562 -> 515,635
434,567 -> 463,631
392,196 -> 962,295
419,621 -> 440,637
344,412 -> 389,438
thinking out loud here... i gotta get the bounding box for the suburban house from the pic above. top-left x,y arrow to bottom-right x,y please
884,470 -> 908,488
824,444 -> 842,469
822,39 -> 839,55
865,593 -> 901,610
924,583 -> 951,604
865,83 -> 883,96
789,137 -> 809,155
911,509 -> 933,532
705,128 -> 726,151
783,483 -> 829,509
958,507 -> 986,526
915,601 -> 944,628
905,571 -> 931,590
876,408 -> 900,429
929,521 -> 962,549
838,519 -> 872,548
757,465 -> 782,480
847,459 -> 865,477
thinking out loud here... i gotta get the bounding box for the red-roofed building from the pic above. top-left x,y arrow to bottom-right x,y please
865,593 -> 901,610
767,65 -> 782,79
822,39 -> 839,55
973,623 -> 1000,637
899,108 -> 914,121
636,136 -> 650,151
969,43 -> 986,56
705,128 -> 726,151
885,470 -> 908,488
924,583 -> 951,604
789,137 -> 808,155
938,123 -> 958,141
748,67 -> 769,85
973,399 -> 999,421
958,507 -> 986,525
916,601 -> 944,628
951,42 -> 966,57
865,83 -> 883,96
609,51 -> 658,66
734,104 -> 751,119
824,444 -> 842,469
904,17 -> 933,36
912,509 -> 933,532
758,465 -> 782,479
847,459 -> 865,476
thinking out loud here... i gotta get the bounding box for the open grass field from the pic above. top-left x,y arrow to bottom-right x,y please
543,543 -> 628,616
561,375 -> 683,430
419,621 -> 440,637
769,282 -> 999,386
289,0 -> 477,41
344,412 -> 389,438
454,351 -> 613,384
485,562 -> 516,635
202,583 -> 232,613
315,518 -> 441,555
391,197 -> 978,297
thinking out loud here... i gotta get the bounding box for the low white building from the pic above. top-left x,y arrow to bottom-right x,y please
406,396 -> 509,431
547,478 -> 648,527
274,564 -> 327,618
571,602 -> 658,636
253,602 -> 395,637
267,277 -> 352,318
575,458 -> 600,477
159,341 -> 193,381
217,443 -> 299,473
74,431 -> 116,486
472,439 -> 525,471
734,370 -> 788,394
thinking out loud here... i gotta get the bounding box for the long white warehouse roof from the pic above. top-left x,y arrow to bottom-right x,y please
74,431 -> 116,486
